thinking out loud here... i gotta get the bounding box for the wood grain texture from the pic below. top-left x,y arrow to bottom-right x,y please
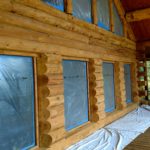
126,8 -> 150,22
125,128 -> 150,150
0,0 -> 140,149
114,62 -> 127,109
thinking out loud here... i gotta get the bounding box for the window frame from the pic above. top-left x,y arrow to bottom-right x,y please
123,62 -> 135,105
62,56 -> 92,131
0,52 -> 39,150
102,61 -> 116,113
124,63 -> 133,104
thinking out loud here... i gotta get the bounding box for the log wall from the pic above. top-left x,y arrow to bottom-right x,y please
0,0 -> 139,149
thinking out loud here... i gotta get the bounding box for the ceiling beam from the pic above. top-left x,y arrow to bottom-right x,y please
126,8 -> 150,22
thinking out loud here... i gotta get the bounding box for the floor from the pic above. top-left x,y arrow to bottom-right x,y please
125,128 -> 150,150
67,105 -> 150,150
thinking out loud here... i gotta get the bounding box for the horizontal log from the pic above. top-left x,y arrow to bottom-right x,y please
46,66 -> 63,74
47,95 -> 64,107
0,12 -> 136,57
48,85 -> 64,96
0,36 -> 136,62
97,102 -> 105,111
50,127 -> 66,143
49,104 -> 64,118
0,9 -> 88,43
95,88 -> 104,96
0,0 -> 136,49
0,23 -> 135,59
95,80 -> 104,88
95,95 -> 105,103
15,0 -> 136,43
126,8 -> 150,22
48,114 -> 64,131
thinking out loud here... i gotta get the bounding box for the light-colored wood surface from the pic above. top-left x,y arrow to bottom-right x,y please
126,8 -> 150,22
0,0 -> 140,149
125,128 -> 150,150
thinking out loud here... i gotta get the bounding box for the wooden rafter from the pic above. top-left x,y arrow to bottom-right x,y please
126,8 -> 150,22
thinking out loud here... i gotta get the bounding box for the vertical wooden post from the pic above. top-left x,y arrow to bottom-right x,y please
114,62 -> 127,109
64,0 -> 72,14
98,60 -> 106,119
109,0 -> 114,32
89,59 -> 106,122
92,0 -> 98,25
37,54 -> 52,148
131,62 -> 140,103
37,53 -> 65,148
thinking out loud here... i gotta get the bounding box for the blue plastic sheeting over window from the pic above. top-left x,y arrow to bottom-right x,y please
63,60 -> 89,131
72,0 -> 92,23
113,3 -> 123,36
103,62 -> 115,112
97,0 -> 110,30
124,64 -> 132,103
42,0 -> 64,11
0,55 -> 35,150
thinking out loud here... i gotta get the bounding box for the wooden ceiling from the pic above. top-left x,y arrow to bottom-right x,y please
122,0 -> 150,42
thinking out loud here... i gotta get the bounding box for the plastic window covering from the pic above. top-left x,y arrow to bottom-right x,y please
146,61 -> 150,100
97,0 -> 110,30
42,0 -> 64,11
113,3 -> 123,36
103,62 -> 115,112
63,60 -> 89,131
0,55 -> 35,150
72,0 -> 92,23
124,64 -> 132,103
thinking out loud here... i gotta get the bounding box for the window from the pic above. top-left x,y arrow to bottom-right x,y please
72,0 -> 92,23
97,0 -> 110,30
103,62 -> 115,112
0,55 -> 35,150
113,3 -> 123,36
63,60 -> 89,131
42,0 -> 64,11
124,64 -> 132,103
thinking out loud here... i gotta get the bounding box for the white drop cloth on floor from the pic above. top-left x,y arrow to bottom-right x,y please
67,105 -> 150,150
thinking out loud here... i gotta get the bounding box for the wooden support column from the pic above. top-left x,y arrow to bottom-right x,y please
92,0 -> 98,25
98,60 -> 106,119
64,0 -> 72,14
89,59 -> 106,121
114,62 -> 127,109
37,54 -> 52,148
109,0 -> 114,32
37,53 -> 65,148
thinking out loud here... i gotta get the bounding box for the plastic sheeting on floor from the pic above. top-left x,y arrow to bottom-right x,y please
67,105 -> 150,150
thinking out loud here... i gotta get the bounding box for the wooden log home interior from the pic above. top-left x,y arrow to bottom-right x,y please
0,0 -> 150,149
